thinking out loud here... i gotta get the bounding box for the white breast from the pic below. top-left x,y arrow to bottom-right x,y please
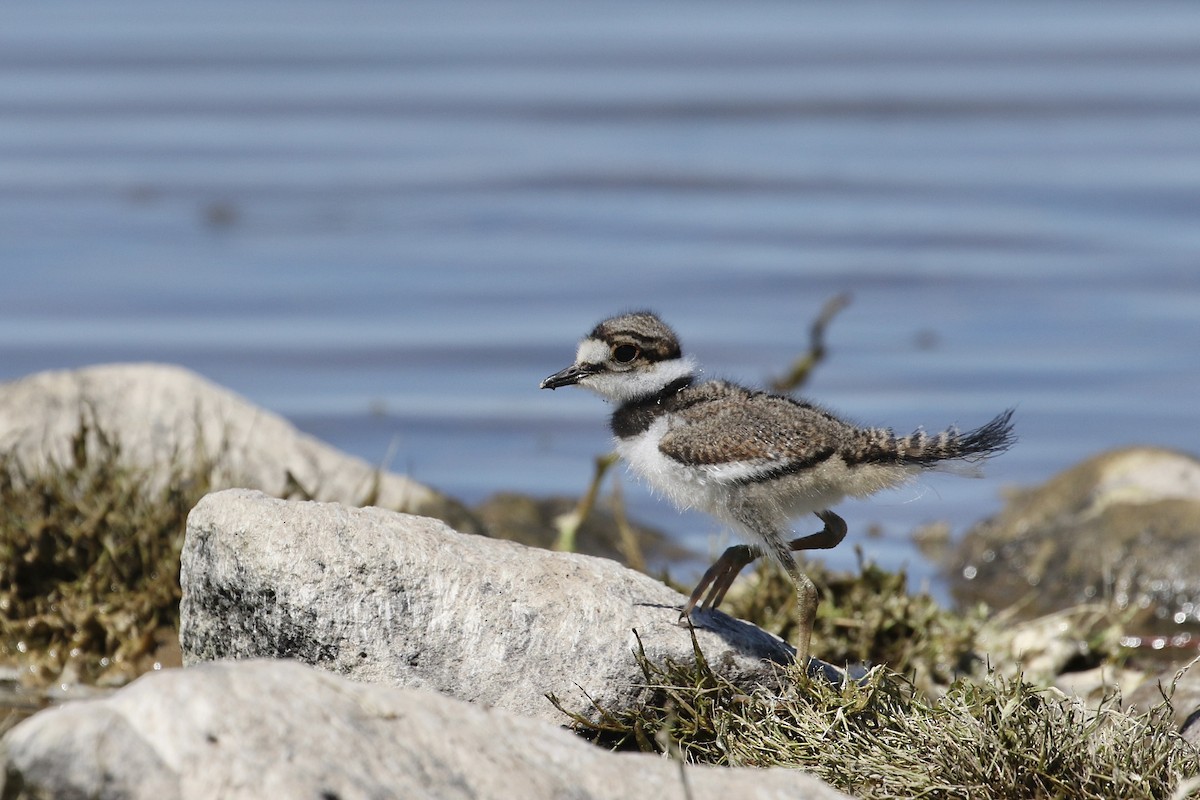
614,416 -> 727,516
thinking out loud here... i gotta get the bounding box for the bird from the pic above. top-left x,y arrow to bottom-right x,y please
540,310 -> 1014,665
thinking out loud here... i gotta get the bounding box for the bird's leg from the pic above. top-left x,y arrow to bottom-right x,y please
786,561 -> 819,666
680,510 -> 848,665
779,510 -> 846,665
787,509 -> 847,553
680,544 -> 761,618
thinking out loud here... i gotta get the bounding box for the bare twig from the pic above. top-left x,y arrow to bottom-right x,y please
769,291 -> 852,394
609,476 -> 645,572
553,451 -> 619,552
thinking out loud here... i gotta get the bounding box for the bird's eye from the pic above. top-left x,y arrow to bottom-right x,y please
613,344 -> 639,363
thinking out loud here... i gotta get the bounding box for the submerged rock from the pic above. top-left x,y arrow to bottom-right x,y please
180,489 -> 810,726
950,447 -> 1200,633
0,659 -> 851,800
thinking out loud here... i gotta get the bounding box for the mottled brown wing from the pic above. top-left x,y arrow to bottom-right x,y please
657,389 -> 848,469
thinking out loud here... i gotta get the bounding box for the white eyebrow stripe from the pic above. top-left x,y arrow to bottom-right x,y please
575,338 -> 609,364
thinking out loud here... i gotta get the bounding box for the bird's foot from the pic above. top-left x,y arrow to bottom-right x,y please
681,543 -> 761,618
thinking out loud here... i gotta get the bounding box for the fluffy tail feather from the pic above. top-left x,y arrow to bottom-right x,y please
860,408 -> 1016,467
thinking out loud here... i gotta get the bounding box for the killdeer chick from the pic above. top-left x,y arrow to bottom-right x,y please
540,311 -> 1014,665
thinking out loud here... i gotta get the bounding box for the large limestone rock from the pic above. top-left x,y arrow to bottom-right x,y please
0,363 -> 455,517
949,447 -> 1200,630
0,659 -> 850,800
180,489 -> 805,725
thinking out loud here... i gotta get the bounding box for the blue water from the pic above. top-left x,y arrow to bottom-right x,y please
3,1 -> 1199,597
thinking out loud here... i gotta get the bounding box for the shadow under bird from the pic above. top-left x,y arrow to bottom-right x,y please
541,311 -> 1015,666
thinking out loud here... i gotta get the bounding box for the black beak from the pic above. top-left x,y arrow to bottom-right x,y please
540,364 -> 593,390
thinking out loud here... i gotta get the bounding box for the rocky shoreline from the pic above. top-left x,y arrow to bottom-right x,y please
2,363 -> 1199,798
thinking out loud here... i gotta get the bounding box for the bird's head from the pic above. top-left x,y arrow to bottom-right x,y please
540,311 -> 696,404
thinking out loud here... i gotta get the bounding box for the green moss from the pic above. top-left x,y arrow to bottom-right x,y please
0,417 -> 212,685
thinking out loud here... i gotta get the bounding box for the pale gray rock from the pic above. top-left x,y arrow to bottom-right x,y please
180,489 -> 810,725
0,659 -> 851,800
0,363 -> 452,515
975,606 -> 1125,687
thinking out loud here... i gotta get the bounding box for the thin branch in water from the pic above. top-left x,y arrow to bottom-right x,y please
769,291 -> 852,394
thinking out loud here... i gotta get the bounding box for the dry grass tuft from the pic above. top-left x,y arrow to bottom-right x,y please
0,416 -> 213,686
554,631 -> 1200,800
